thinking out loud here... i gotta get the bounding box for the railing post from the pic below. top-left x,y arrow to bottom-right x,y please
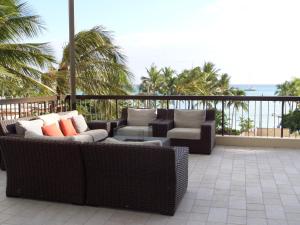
167,100 -> 169,109
222,100 -> 225,136
18,103 -> 21,118
281,101 -> 284,138
115,99 -> 118,119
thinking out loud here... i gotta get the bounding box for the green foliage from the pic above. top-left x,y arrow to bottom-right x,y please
282,109 -> 300,133
275,78 -> 300,96
139,62 -> 243,96
0,0 -> 56,96
215,110 -> 241,135
42,26 -> 132,96
215,110 -> 227,132
239,118 -> 254,133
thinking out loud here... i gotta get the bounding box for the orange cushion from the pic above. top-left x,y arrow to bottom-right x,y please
59,119 -> 78,136
42,123 -> 64,137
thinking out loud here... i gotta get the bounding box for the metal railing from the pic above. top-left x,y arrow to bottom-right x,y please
69,95 -> 300,138
0,96 -> 68,120
0,95 -> 299,138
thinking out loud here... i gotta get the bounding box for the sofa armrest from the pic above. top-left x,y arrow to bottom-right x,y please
201,120 -> 216,151
87,121 -> 111,134
110,119 -> 127,136
173,147 -> 188,212
82,143 -> 186,215
149,119 -> 174,137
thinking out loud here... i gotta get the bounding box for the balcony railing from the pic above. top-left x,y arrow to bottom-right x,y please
0,96 -> 68,120
1,95 -> 299,138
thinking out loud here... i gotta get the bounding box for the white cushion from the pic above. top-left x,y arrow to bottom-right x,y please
167,128 -> 201,140
72,115 -> 89,133
16,119 -> 44,136
72,134 -> 94,143
127,108 -> 156,126
58,110 -> 78,120
115,126 -> 152,137
174,110 -> 206,128
24,131 -> 93,143
103,138 -> 162,147
38,113 -> 61,126
24,131 -> 74,141
80,129 -> 108,142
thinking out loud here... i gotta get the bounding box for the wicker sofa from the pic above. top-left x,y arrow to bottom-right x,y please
0,116 -> 110,170
0,136 -> 188,215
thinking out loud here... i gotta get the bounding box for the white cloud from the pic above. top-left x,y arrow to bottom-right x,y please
117,0 -> 300,84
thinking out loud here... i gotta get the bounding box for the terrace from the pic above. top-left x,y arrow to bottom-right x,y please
0,146 -> 299,225
0,95 -> 299,224
0,0 -> 300,224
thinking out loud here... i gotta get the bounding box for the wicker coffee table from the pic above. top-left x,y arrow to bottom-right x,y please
113,135 -> 171,147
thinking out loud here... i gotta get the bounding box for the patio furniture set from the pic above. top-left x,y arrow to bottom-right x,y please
0,108 -> 216,215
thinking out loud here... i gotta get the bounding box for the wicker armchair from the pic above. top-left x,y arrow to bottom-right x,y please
111,108 -> 156,137
152,109 -> 216,154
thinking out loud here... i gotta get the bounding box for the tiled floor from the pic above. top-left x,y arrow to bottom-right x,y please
0,146 -> 300,225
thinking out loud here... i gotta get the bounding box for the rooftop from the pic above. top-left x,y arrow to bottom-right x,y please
0,146 -> 299,225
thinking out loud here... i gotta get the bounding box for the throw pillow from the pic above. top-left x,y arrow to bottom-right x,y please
15,119 -> 44,136
59,119 -> 78,136
42,123 -> 64,137
38,113 -> 61,126
72,115 -> 89,133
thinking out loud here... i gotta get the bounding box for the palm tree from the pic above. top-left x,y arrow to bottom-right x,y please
0,0 -> 55,96
41,26 -> 132,119
55,26 -> 132,95
227,88 -> 247,130
275,79 -> 300,96
161,67 -> 177,95
139,64 -> 162,95
275,81 -> 293,96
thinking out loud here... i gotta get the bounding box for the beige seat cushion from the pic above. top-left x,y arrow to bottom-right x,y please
167,128 -> 201,140
115,126 -> 152,137
174,110 -> 206,128
102,138 -> 162,147
80,129 -> 108,142
72,134 -> 94,143
127,108 -> 156,126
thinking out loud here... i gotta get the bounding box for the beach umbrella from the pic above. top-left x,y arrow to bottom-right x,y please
69,0 -> 76,109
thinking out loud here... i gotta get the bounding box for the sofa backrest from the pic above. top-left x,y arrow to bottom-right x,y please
0,111 -> 80,137
0,117 -> 32,136
0,136 -> 85,204
120,108 -> 157,123
174,110 -> 206,128
157,109 -> 174,120
157,109 -> 216,121
205,109 -> 216,121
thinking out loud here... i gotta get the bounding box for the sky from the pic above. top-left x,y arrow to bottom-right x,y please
28,0 -> 300,85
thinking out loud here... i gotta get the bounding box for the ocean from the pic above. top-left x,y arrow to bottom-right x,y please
133,84 -> 281,130
133,84 -> 278,96
231,84 -> 277,96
